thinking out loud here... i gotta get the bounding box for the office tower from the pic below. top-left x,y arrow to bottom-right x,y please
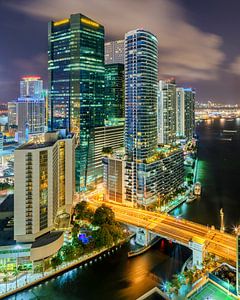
15,76 -> 46,143
17,98 -> 45,143
176,87 -> 195,140
157,79 -> 177,145
105,40 -> 124,64
105,64 -> 124,120
14,131 -> 75,243
184,88 -> 195,140
20,76 -> 43,98
94,123 -> 124,181
103,150 -> 125,203
48,14 -> 105,191
8,101 -> 17,128
176,87 -> 185,138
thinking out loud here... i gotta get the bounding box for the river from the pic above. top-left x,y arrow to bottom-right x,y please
7,118 -> 240,300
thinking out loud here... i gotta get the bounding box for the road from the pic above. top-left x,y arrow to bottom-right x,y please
88,198 -> 236,262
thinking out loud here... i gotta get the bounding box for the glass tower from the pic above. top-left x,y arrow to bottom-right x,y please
125,29 -> 158,161
48,14 -> 105,191
105,63 -> 124,120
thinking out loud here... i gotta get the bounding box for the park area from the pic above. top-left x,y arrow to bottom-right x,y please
188,281 -> 236,300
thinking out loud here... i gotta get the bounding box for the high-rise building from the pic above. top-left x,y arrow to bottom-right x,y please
14,131 -> 75,243
48,14 -> 105,191
157,79 -> 177,145
105,40 -> 124,64
176,87 -> 195,140
125,29 -> 158,161
103,29 -> 185,207
17,98 -> 46,143
184,88 -> 195,140
20,76 -> 43,99
105,64 -> 124,120
8,101 -> 17,128
125,29 -> 159,205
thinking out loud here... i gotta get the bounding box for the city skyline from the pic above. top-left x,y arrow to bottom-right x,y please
1,0 -> 240,104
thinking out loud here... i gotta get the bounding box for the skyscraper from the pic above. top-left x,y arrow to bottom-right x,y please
184,88 -> 195,140
105,40 -> 124,64
176,87 -> 195,140
105,63 -> 124,120
157,79 -> 177,145
48,14 -> 105,191
125,29 -> 158,161
20,76 -> 43,98
125,29 -> 159,205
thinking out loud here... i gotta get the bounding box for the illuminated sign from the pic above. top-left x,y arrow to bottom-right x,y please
22,76 -> 41,81
81,18 -> 99,28
53,19 -> 69,26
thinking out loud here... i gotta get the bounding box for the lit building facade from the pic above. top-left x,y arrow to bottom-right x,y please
125,29 -> 159,205
14,131 -> 75,243
105,40 -> 124,64
48,14 -> 105,191
157,79 -> 177,145
105,63 -> 125,120
20,76 -> 43,99
8,101 -> 17,129
176,87 -> 195,140
16,98 -> 46,143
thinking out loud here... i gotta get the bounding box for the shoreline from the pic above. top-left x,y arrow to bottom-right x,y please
0,239 -> 128,299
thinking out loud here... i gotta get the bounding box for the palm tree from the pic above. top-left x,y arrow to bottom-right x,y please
12,268 -> 20,288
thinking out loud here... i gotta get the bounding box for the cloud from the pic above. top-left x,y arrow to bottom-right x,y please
229,56 -> 240,76
6,0 -> 225,82
13,53 -> 47,76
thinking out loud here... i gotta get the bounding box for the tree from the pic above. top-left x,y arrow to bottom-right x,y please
61,244 -> 75,262
75,201 -> 88,220
72,223 -> 80,237
51,255 -> 63,269
93,225 -> 113,248
92,205 -> 115,226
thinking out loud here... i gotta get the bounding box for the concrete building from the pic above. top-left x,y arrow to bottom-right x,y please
14,131 -> 75,243
176,87 -> 195,140
7,101 -> 17,133
105,40 -> 124,64
92,124 -> 124,186
103,149 -> 125,204
157,79 -> 177,145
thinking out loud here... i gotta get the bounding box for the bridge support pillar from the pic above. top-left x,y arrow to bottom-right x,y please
135,228 -> 157,246
189,237 -> 205,269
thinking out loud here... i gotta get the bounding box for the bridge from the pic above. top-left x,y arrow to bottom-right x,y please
89,200 -> 236,263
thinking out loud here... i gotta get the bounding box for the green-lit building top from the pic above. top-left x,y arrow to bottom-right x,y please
48,13 -> 105,191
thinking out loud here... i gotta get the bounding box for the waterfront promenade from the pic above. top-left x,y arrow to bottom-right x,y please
0,243 -> 123,299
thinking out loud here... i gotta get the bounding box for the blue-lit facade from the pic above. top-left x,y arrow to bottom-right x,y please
48,14 -> 105,191
125,30 -> 158,161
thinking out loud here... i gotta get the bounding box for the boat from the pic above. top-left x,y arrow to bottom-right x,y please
194,182 -> 201,196
186,194 -> 197,203
223,130 -> 237,133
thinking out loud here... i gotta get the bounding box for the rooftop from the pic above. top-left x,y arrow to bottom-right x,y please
16,131 -> 74,150
31,231 -> 64,248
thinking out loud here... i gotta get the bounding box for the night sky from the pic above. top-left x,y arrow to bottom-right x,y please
1,0 -> 240,103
